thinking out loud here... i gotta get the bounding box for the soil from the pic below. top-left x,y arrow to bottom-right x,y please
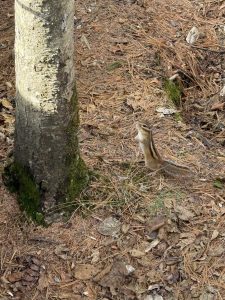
0,0 -> 225,299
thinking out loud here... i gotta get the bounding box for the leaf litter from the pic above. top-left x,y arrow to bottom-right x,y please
0,0 -> 225,299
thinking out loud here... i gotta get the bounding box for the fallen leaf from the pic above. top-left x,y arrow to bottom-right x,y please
91,250 -> 100,264
54,244 -> 71,260
145,239 -> 160,252
177,233 -> 195,249
31,257 -> 41,266
130,249 -> 145,258
30,264 -> 40,272
25,269 -> 39,278
0,98 -> 13,110
74,264 -> 99,280
174,205 -> 195,221
93,264 -> 112,282
81,34 -> 91,49
23,274 -> 37,282
98,259 -> 130,296
0,276 -> 10,284
1,113 -> 14,125
7,272 -> 23,283
208,245 -> 224,257
211,230 -> 219,241
5,81 -> 13,88
121,223 -> 130,234
211,102 -> 224,111
37,272 -> 49,291
148,216 -> 166,232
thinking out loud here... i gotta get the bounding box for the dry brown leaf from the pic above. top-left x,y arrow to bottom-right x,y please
91,249 -> 100,264
93,264 -> 112,282
7,272 -> 23,283
177,233 -> 195,249
37,272 -> 49,291
208,245 -> 224,257
0,98 -> 13,110
121,223 -> 130,234
174,205 -> 195,221
145,239 -> 160,252
211,230 -> 219,241
98,259 -> 130,296
211,102 -> 225,111
54,244 -> 71,260
130,249 -> 145,257
1,112 -> 14,125
74,264 -> 99,280
23,274 -> 37,282
30,264 -> 40,272
148,216 -> 166,232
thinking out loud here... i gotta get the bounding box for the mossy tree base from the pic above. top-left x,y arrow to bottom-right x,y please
163,78 -> 182,107
3,159 -> 89,225
3,162 -> 44,224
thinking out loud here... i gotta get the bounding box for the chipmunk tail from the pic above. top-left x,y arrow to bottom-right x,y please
161,160 -> 194,178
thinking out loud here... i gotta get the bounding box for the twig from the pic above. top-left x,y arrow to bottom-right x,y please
191,45 -> 225,54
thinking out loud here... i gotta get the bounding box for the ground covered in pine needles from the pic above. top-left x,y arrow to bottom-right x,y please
0,0 -> 225,299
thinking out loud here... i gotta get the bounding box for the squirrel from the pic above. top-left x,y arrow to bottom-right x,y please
135,121 -> 193,178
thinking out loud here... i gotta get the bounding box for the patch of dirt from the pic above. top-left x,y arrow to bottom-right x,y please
1,0 -> 225,299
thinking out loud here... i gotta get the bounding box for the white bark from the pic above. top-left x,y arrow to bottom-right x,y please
15,0 -> 81,212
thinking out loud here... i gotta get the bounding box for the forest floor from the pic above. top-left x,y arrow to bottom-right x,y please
0,0 -> 225,299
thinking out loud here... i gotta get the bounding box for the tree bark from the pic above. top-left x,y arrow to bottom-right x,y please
14,0 -> 87,220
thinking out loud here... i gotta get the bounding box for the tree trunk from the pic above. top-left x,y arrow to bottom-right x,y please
13,0 -> 88,222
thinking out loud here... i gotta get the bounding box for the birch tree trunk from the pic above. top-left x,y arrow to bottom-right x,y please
13,0 -> 87,222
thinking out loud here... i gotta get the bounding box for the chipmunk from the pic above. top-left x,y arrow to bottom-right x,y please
135,122 -> 193,178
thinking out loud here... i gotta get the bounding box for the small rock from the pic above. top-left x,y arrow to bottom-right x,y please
156,107 -> 177,116
126,265 -> 135,274
186,26 -> 199,45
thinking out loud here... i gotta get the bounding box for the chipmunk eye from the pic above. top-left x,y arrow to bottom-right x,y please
142,124 -> 149,129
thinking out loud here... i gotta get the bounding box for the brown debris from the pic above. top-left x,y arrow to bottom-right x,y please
1,0 -> 225,299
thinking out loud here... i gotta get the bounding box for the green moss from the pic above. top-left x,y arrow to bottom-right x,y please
154,52 -> 161,66
107,61 -> 123,71
65,87 -> 89,207
163,79 -> 182,107
3,162 -> 44,225
174,112 -> 183,122
148,188 -> 186,216
213,179 -> 223,189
